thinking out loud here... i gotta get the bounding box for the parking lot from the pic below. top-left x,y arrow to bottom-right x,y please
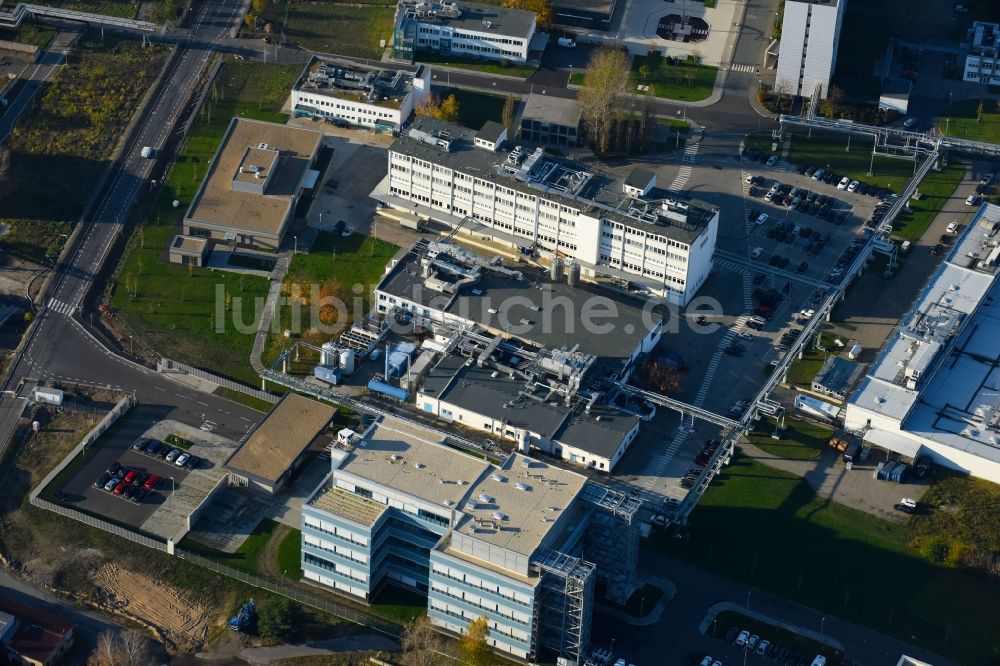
55,408 -> 240,540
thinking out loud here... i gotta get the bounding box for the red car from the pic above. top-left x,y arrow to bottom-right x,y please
143,475 -> 161,490
123,469 -> 138,484
113,481 -> 129,495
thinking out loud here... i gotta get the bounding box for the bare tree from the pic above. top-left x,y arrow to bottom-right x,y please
401,615 -> 444,666
578,47 -> 630,154
89,630 -> 152,666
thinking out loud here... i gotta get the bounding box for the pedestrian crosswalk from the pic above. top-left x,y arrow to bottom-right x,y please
729,63 -> 757,73
46,298 -> 76,315
640,425 -> 691,491
667,139 -> 701,191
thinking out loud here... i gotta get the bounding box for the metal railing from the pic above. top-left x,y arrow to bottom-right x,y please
159,358 -> 280,404
0,2 -> 158,32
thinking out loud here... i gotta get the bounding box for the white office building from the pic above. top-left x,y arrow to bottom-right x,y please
392,0 -> 536,64
775,0 -> 848,99
290,57 -> 431,132
376,117 -> 719,305
964,22 -> 1000,86
845,204 -> 1000,485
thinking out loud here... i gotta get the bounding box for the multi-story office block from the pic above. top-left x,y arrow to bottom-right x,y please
775,0 -> 848,99
301,415 -> 640,663
377,117 -> 718,305
392,1 -> 536,64
964,22 -> 1000,86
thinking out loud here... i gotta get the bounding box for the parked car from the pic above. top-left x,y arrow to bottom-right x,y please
766,155 -> 778,166
113,481 -> 129,496
185,455 -> 201,469
144,475 -> 161,490
165,449 -> 182,463
837,176 -> 850,190
812,169 -> 825,181
932,243 -> 945,255
966,194 -> 980,206
946,221 -> 959,234
94,472 -> 111,489
132,438 -> 149,452
123,469 -> 139,484
131,472 -> 147,486
735,630 -> 750,647
145,440 -> 162,456
903,117 -> 917,128
747,635 -> 760,651
980,173 -> 994,185
122,485 -> 136,500
756,640 -> 771,656
175,453 -> 191,467
848,180 -> 861,192
107,462 -> 122,477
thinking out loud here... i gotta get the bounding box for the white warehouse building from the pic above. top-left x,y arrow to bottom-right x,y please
845,203 -> 1000,485
775,0 -> 848,99
290,57 -> 431,132
375,117 -> 719,305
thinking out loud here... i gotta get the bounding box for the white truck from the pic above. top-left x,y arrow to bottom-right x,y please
140,146 -> 155,158
557,37 -> 576,47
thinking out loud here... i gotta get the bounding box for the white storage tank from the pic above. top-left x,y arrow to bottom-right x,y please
34,387 -> 64,407
321,341 -> 339,366
339,347 -> 356,375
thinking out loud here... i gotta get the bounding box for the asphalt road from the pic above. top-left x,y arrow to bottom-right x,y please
0,568 -> 119,640
1,0 -> 259,435
0,31 -> 78,142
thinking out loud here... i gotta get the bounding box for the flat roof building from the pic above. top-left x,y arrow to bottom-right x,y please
775,0 -> 847,99
291,57 -> 430,132
184,118 -> 323,250
964,22 -> 1000,87
519,93 -> 583,147
225,393 -> 337,494
846,203 -> 1000,484
811,355 -> 865,400
0,595 -> 75,666
378,117 -> 719,305
301,414 -> 641,663
392,0 -> 537,64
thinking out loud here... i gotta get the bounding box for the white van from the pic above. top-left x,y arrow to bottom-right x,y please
557,37 -> 576,47
140,146 -> 155,158
946,221 -> 959,234
811,656 -> 827,666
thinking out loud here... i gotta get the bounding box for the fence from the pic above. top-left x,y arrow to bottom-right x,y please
0,39 -> 38,55
29,496 -> 168,551
159,358 -> 279,405
29,394 -> 134,503
174,549 -> 403,637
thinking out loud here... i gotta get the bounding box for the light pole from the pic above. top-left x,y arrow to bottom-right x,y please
820,616 -> 826,636
747,588 -> 751,610
293,235 -> 298,254
170,476 -> 175,493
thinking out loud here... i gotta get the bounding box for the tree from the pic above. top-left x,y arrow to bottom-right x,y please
257,597 -> 298,641
502,0 -> 552,28
638,64 -> 650,81
458,616 -> 493,666
415,94 -> 461,123
639,359 -> 684,395
977,96 -> 985,123
578,46 -> 630,154
502,94 -> 517,137
89,630 -> 152,666
401,615 -> 444,666
0,146 -> 10,196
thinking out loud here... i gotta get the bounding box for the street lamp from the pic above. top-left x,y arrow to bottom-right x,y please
293,235 -> 298,254
747,588 -> 752,610
170,476 -> 175,493
820,616 -> 826,636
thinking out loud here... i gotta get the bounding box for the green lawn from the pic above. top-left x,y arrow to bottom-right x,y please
629,54 -> 718,102
430,86 -> 507,130
939,98 -> 1000,144
747,417 -> 831,461
263,232 -> 398,366
261,0 -> 395,59
370,585 -> 426,624
415,51 -> 536,79
783,135 -> 917,194
2,38 -> 168,263
179,518 -> 280,575
786,346 -> 830,388
110,63 -> 301,385
892,165 -> 966,241
212,386 -> 275,412
651,457 -> 1000,665
277,527 -> 302,581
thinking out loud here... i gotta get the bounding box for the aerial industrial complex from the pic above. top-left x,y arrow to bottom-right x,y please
6,0 -> 1000,663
